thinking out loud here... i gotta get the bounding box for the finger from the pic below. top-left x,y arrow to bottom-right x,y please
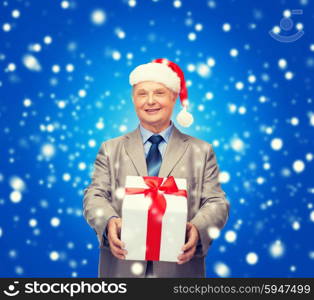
177,258 -> 188,265
181,235 -> 195,252
111,250 -> 126,260
182,225 -> 199,251
110,242 -> 128,256
185,223 -> 194,240
112,251 -> 125,260
110,245 -> 125,260
178,246 -> 195,260
116,223 -> 122,239
109,242 -> 127,258
109,228 -> 125,248
177,251 -> 194,265
177,253 -> 188,263
116,219 -> 122,229
115,220 -> 125,245
115,220 -> 122,231
185,223 -> 191,236
186,222 -> 192,231
177,247 -> 196,264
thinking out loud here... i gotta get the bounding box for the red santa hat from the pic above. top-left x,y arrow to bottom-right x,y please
129,58 -> 194,127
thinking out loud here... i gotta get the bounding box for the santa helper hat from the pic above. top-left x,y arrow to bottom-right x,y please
129,58 -> 194,127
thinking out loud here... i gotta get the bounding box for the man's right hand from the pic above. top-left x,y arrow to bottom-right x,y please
107,217 -> 127,260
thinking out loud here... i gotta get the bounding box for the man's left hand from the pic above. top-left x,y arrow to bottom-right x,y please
177,222 -> 200,264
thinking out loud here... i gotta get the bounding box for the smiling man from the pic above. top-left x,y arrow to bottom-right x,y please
83,58 -> 230,278
133,81 -> 178,133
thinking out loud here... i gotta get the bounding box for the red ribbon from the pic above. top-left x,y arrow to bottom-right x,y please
125,176 -> 187,260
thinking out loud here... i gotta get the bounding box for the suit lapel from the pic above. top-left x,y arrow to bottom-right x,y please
124,123 -> 190,177
158,125 -> 190,177
124,124 -> 148,176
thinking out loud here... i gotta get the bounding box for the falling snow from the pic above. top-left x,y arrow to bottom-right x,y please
0,0 -> 313,278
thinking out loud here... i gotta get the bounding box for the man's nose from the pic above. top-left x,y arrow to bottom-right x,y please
147,93 -> 156,104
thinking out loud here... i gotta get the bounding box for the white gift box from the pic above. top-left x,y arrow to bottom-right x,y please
120,175 -> 188,262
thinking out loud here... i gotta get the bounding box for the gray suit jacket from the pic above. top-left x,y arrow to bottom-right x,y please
83,123 -> 230,278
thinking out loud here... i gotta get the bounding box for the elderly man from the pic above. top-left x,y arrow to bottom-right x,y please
83,58 -> 230,278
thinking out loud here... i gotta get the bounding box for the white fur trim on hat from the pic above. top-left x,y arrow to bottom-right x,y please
129,62 -> 181,93
176,106 -> 194,127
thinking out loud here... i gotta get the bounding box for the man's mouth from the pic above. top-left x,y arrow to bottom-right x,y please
145,108 -> 161,113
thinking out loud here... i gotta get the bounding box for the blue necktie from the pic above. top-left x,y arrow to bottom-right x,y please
145,134 -> 164,275
146,135 -> 163,177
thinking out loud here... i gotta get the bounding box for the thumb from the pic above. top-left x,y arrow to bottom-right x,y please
186,222 -> 192,231
116,218 -> 122,233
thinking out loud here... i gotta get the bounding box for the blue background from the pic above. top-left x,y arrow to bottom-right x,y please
0,0 -> 313,277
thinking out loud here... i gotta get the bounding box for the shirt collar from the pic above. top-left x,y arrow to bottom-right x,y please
139,120 -> 174,144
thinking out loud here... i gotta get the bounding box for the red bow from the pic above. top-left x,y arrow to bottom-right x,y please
125,176 -> 187,260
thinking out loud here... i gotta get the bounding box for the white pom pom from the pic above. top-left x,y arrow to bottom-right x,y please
176,107 -> 193,127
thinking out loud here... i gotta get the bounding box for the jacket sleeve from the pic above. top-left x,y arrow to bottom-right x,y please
83,142 -> 120,247
190,143 -> 230,257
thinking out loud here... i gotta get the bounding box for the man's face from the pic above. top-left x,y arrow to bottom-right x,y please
132,81 -> 177,128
